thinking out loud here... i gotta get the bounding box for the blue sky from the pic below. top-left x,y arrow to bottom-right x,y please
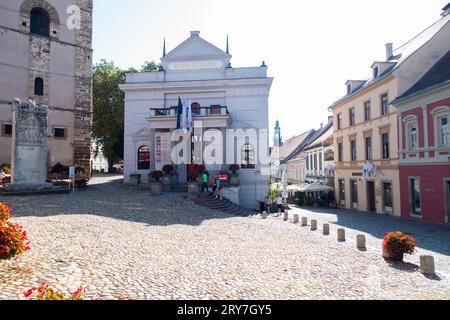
92,0 -> 448,142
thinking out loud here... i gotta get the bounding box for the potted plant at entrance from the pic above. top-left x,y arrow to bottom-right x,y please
382,231 -> 416,262
162,164 -> 174,192
149,170 -> 163,196
229,164 -> 240,186
187,165 -> 200,197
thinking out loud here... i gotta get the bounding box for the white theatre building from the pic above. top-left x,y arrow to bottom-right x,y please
120,31 -> 273,209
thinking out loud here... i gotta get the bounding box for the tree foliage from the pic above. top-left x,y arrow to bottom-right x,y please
92,59 -> 159,169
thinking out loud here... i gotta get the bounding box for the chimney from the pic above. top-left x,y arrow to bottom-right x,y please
385,43 -> 393,61
328,116 -> 333,124
190,31 -> 200,37
442,3 -> 450,17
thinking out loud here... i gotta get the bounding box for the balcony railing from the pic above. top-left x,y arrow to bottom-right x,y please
149,106 -> 229,118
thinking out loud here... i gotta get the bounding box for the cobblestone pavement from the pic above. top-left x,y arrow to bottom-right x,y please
1,174 -> 449,300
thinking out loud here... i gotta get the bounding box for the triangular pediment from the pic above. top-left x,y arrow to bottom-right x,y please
163,33 -> 230,61
132,127 -> 152,137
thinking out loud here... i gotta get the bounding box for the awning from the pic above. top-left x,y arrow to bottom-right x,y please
299,182 -> 333,192
287,184 -> 309,191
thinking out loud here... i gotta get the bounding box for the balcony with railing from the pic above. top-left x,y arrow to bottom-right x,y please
146,105 -> 231,129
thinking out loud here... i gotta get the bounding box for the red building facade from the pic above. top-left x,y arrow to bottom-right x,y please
393,52 -> 450,224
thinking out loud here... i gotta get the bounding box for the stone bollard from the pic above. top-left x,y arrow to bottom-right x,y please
420,255 -> 435,275
311,219 -> 317,231
293,214 -> 299,224
337,228 -> 346,242
356,234 -> 366,250
262,211 -> 268,219
323,224 -> 330,236
284,212 -> 289,221
301,217 -> 308,227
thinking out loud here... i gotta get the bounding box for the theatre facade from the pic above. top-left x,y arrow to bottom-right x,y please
120,31 -> 273,209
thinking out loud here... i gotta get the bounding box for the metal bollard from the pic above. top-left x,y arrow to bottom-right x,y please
356,234 -> 366,250
420,255 -> 435,275
301,217 -> 308,227
337,228 -> 346,242
323,224 -> 330,235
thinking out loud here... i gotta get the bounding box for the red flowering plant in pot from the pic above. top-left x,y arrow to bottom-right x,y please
150,170 -> 164,182
0,202 -> 30,260
229,164 -> 240,174
382,231 -> 416,262
162,164 -> 174,175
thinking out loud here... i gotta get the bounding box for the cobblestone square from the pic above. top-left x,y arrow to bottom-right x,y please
1,174 -> 450,300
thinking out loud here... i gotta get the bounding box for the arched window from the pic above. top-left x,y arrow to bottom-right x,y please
191,102 -> 201,115
241,144 -> 255,169
30,7 -> 50,37
34,77 -> 44,96
137,146 -> 151,170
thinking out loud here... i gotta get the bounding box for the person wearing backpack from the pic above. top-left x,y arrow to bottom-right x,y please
201,171 -> 209,193
211,177 -> 217,196
215,177 -> 223,200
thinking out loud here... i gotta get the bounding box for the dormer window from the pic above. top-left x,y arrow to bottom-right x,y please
373,67 -> 379,79
347,84 -> 352,95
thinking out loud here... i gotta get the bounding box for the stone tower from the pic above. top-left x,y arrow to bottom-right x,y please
0,0 -> 93,178
274,120 -> 282,147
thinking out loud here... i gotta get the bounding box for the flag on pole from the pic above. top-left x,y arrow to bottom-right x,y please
187,99 -> 193,133
176,97 -> 182,129
182,99 -> 188,132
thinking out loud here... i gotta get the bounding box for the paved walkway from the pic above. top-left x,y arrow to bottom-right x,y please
287,205 -> 450,277
1,174 -> 449,300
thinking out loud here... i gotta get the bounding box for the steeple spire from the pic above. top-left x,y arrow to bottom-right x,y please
226,34 -> 229,54
163,38 -> 166,57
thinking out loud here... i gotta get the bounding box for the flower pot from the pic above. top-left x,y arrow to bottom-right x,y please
162,175 -> 171,192
188,181 -> 198,198
229,173 -> 239,186
382,246 -> 404,262
150,181 -> 162,196
170,172 -> 179,185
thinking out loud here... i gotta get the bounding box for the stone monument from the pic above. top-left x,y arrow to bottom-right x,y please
7,99 -> 52,189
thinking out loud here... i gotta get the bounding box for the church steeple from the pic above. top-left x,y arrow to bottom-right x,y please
163,38 -> 166,57
274,120 -> 282,147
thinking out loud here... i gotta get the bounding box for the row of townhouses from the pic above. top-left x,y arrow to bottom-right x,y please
276,5 -> 450,224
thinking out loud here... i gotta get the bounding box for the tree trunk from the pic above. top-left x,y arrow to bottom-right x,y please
108,161 -> 114,173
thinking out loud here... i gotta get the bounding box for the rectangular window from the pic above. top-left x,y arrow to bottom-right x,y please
383,182 -> 393,208
1,123 -> 12,137
350,139 -> 357,161
314,154 -> 317,171
439,116 -> 449,146
410,179 -> 421,215
338,143 -> 343,162
319,152 -> 323,171
349,108 -> 355,126
306,155 -> 310,171
381,93 -> 389,116
409,125 -> 418,150
53,127 -> 66,139
364,101 -> 371,121
365,137 -> 372,160
350,180 -> 358,204
382,133 -> 390,159
339,179 -> 345,202
337,114 -> 342,130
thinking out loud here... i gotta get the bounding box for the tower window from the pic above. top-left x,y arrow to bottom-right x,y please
34,77 -> 44,96
30,8 -> 50,37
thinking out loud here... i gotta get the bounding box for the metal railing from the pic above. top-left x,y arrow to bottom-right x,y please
149,106 -> 229,117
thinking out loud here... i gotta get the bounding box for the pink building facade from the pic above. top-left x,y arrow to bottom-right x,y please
393,52 -> 450,224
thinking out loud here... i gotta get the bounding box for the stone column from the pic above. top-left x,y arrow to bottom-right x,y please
357,235 -> 366,250
311,219 -> 318,231
9,99 -> 52,188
